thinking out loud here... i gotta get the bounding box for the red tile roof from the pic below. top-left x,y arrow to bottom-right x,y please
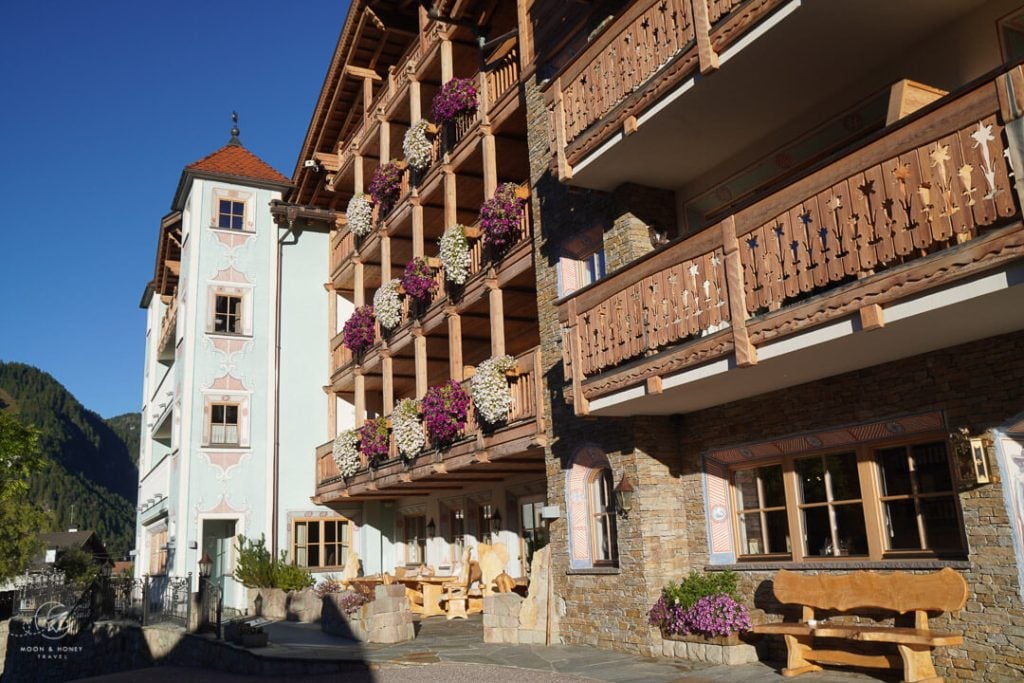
186,143 -> 290,186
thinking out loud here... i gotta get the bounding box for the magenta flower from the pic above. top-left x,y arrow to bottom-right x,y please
358,417 -> 390,466
421,380 -> 471,447
431,77 -> 478,123
342,305 -> 376,355
479,183 -> 526,255
368,161 -> 404,217
401,257 -> 436,305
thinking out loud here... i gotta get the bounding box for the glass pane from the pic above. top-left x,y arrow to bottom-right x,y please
211,425 -> 225,443
214,315 -> 226,332
797,457 -> 826,504
228,297 -> 240,314
216,296 -> 228,314
920,496 -> 962,550
761,465 -> 785,508
738,512 -> 763,554
225,425 -> 237,444
342,523 -> 349,544
231,215 -> 243,230
877,447 -> 912,496
212,405 -> 224,422
765,510 -> 790,554
884,499 -> 920,550
340,546 -> 348,567
295,523 -> 307,545
325,543 -> 337,566
522,504 -> 535,530
220,200 -> 231,213
833,503 -> 868,555
308,523 -> 320,543
825,452 -> 860,501
734,469 -> 759,510
226,405 -> 238,423
802,506 -> 832,556
325,522 -> 336,542
913,442 -> 953,493
296,548 -> 307,567
595,515 -> 610,560
308,546 -> 320,567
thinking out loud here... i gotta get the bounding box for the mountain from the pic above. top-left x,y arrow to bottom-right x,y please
0,362 -> 138,557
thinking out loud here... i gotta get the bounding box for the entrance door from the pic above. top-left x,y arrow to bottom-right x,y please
201,519 -> 238,609
519,495 -> 548,576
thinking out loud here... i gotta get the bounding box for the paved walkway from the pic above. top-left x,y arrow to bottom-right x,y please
79,616 -> 895,683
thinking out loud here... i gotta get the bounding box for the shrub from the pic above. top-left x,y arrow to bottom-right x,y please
342,305 -> 376,355
234,534 -> 314,591
663,570 -> 739,609
479,183 -> 526,255
401,257 -> 436,305
55,547 -> 99,586
335,590 -> 369,617
648,570 -> 749,638
431,77 -> 478,123
422,380 -> 471,447
275,561 -> 314,592
314,575 -> 345,598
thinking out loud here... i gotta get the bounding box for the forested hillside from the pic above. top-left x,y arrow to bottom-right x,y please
0,362 -> 138,557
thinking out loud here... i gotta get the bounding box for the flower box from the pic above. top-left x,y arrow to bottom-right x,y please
513,185 -> 530,200
426,256 -> 442,269
463,226 -> 482,240
660,631 -> 758,665
237,632 -> 269,649
424,122 -> 439,135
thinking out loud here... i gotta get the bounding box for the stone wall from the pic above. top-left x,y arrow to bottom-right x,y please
322,585 -> 413,644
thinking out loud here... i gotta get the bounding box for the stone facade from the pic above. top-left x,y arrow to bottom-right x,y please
321,584 -> 413,644
523,45 -> 1024,678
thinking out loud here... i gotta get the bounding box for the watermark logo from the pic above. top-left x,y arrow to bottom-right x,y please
33,601 -> 74,641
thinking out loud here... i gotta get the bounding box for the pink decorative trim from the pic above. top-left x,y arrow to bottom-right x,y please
202,450 -> 249,479
214,231 -> 253,249
705,459 -> 732,555
210,374 -> 247,392
212,266 -> 251,284
567,446 -> 609,562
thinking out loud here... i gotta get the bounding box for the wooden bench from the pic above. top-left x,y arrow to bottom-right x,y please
753,568 -> 967,682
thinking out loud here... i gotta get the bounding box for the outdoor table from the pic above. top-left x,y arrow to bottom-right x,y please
396,575 -> 457,618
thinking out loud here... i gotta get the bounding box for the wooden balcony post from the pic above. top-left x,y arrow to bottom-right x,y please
482,126 -> 497,199
354,151 -> 364,195
412,198 -> 425,258
380,115 -> 391,164
327,388 -> 337,440
478,69 -> 491,124
552,80 -> 573,181
444,165 -> 457,228
692,0 -> 720,74
447,307 -> 464,381
382,353 -> 395,415
721,216 -> 756,366
488,277 -> 505,357
381,234 -> 392,283
414,327 -> 428,399
409,76 -> 422,124
354,261 -> 365,307
354,370 -> 366,427
566,298 -> 589,416
441,38 -> 453,83
363,76 -> 375,120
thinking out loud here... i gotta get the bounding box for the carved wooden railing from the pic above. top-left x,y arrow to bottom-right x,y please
545,0 -> 788,174
486,44 -> 520,105
157,292 -> 178,352
317,346 -> 544,494
331,332 -> 352,376
331,231 -> 355,276
559,66 -> 1023,409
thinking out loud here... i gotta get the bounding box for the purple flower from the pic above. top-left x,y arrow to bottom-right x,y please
479,183 -> 526,255
681,594 -> 752,637
431,77 -> 478,123
342,305 -> 376,355
359,417 -> 390,465
368,161 -> 404,217
421,380 -> 471,447
401,257 -> 436,304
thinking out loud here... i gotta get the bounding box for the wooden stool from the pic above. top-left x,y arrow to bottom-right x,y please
446,595 -> 468,620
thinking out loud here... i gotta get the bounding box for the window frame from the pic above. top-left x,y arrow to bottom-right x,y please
292,517 -> 352,570
217,199 -> 246,230
728,433 -> 966,563
587,468 -> 618,567
208,402 -> 240,446
213,294 -> 243,334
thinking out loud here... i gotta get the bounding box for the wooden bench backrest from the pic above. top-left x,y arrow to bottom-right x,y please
773,568 -> 968,614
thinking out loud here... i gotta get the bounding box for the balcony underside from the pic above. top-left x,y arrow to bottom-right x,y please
583,233 -> 1024,416
315,420 -> 546,502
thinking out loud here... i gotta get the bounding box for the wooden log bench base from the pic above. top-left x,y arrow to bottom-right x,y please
752,568 -> 968,683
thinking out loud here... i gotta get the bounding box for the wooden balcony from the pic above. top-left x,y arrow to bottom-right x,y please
559,65 -> 1024,415
157,292 -> 178,356
315,346 -> 547,502
544,0 -> 787,178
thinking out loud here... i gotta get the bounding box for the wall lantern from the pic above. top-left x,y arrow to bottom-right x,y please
614,474 -> 635,517
426,518 -> 436,538
950,428 -> 993,486
198,552 -> 213,578
490,509 -> 502,534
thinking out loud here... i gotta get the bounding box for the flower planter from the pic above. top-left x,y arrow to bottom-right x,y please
426,256 -> 441,269
513,185 -> 530,200
661,632 -> 758,665
463,226 -> 482,240
237,632 -> 269,648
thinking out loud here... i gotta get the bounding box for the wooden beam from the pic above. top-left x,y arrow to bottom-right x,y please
354,371 -> 366,427
344,64 -> 382,81
859,304 -> 885,331
721,216 -> 757,366
482,128 -> 497,199
440,38 -> 453,83
488,281 -> 505,357
692,0 -> 720,74
412,200 -> 424,258
414,328 -> 428,399
448,309 -> 464,381
382,353 -> 394,415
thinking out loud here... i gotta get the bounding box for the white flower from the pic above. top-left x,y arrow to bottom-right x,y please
392,398 -> 424,460
439,224 -> 471,285
346,194 -> 374,237
332,428 -> 360,477
403,120 -> 433,170
470,355 -> 516,424
373,279 -> 403,329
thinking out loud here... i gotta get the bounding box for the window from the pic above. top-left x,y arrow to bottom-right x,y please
588,469 -> 618,565
520,496 -> 548,574
729,437 -> 964,562
209,404 -> 239,445
148,527 -> 168,575
214,295 -> 242,334
293,517 -> 351,569
558,226 -> 606,297
449,508 -> 465,562
404,515 -> 426,565
218,200 -> 245,230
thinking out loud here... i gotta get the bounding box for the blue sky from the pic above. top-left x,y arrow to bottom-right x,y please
0,1 -> 347,417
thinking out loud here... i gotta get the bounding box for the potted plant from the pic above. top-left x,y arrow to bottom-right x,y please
479,183 -> 527,256
470,355 -> 517,427
373,279 -> 403,332
403,119 -> 434,172
431,77 -> 478,125
422,380 -> 471,448
648,570 -> 757,664
346,194 -> 374,237
333,428 -> 361,478
359,417 -> 390,467
392,397 -> 425,460
235,621 -> 269,648
401,257 -> 436,308
368,161 -> 404,218
342,305 -> 376,356
439,224 -> 471,286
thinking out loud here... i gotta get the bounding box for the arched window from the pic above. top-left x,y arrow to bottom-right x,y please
588,468 -> 618,565
566,446 -> 619,569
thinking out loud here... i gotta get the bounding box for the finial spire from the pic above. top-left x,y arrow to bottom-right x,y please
229,111 -> 241,146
